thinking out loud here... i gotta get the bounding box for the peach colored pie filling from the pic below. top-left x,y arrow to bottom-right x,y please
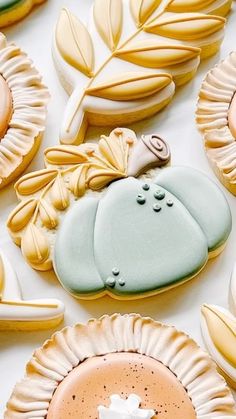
0,74 -> 12,140
47,352 -> 196,419
229,92 -> 236,139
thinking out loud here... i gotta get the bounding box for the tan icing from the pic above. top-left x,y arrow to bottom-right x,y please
47,353 -> 196,419
0,74 -> 12,139
196,51 -> 236,195
167,0 -> 216,12
7,128 -> 170,270
0,33 -> 49,188
202,304 -> 236,367
93,0 -> 122,51
228,92 -> 236,139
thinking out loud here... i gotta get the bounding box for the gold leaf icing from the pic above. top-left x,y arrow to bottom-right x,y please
7,128 -> 171,270
202,304 -> 236,367
94,0 -> 122,51
86,72 -> 172,101
130,0 -> 162,27
56,8 -> 94,77
144,13 -> 225,40
115,40 -> 201,68
167,0 -> 217,12
0,253 -> 4,299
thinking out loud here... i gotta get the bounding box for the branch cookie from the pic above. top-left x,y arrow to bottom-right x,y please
201,263 -> 236,389
0,0 -> 46,28
5,314 -> 236,418
53,0 -> 231,145
7,128 -> 232,300
0,33 -> 49,189
196,52 -> 236,195
0,251 -> 64,331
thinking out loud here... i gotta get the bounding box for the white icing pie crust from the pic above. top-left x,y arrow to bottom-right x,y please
5,314 -> 236,418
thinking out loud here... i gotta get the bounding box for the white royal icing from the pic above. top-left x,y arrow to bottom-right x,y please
98,394 -> 155,419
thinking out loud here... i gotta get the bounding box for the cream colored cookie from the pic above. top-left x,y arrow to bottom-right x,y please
0,33 -> 49,189
0,0 -> 46,28
196,52 -> 236,195
0,250 -> 64,331
5,314 -> 236,418
6,128 -> 231,301
52,0 -> 231,145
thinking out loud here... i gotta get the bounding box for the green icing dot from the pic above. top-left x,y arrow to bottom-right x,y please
154,190 -> 165,200
136,194 -> 146,205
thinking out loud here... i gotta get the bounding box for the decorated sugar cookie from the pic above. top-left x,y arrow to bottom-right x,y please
196,52 -> 236,195
7,128 -> 231,300
5,314 -> 236,418
0,33 -> 49,189
0,251 -> 64,331
0,0 -> 46,28
53,0 -> 231,145
201,264 -> 236,388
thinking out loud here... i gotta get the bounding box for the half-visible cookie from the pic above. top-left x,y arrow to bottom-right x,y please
7,128 -> 232,300
0,33 -> 49,189
5,314 -> 236,418
0,0 -> 46,28
196,52 -> 236,195
53,0 -> 231,145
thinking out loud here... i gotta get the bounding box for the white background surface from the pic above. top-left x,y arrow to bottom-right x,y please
0,0 -> 236,415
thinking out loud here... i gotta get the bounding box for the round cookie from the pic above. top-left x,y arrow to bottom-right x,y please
7,128 -> 231,299
0,33 -> 49,188
5,314 -> 236,418
201,263 -> 236,388
0,0 -> 46,28
0,251 -> 64,331
196,52 -> 236,195
52,0 -> 230,145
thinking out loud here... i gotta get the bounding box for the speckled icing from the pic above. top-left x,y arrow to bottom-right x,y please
46,353 -> 196,419
54,167 -> 231,299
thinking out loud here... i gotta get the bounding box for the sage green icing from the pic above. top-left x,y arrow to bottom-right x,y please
155,167 -> 232,252
54,167 -> 231,298
0,0 -> 25,12
54,197 -> 105,297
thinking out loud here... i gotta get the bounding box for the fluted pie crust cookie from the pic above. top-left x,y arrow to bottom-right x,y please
196,52 -> 236,195
0,0 -> 46,28
53,0 -> 232,145
0,33 -> 49,189
5,314 -> 236,418
0,251 -> 64,331
7,128 -> 231,300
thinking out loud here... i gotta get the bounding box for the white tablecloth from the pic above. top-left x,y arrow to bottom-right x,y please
0,0 -> 236,414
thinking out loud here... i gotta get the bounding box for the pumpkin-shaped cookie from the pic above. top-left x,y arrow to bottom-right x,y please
54,166 -> 231,299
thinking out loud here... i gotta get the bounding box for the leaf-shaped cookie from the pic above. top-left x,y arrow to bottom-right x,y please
56,8 -> 94,77
115,40 -> 201,68
94,0 -> 122,51
69,164 -> 90,197
50,175 -> 69,210
21,223 -> 50,266
167,0 -> 216,12
15,170 -> 58,196
86,72 -> 172,100
87,168 -> 125,190
7,199 -> 38,233
130,0 -> 162,27
45,146 -> 88,166
144,13 -> 225,40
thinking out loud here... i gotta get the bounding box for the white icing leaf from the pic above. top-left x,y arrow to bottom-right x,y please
98,394 -> 155,419
94,0 -> 123,51
130,0 -> 162,27
56,8 -> 94,77
86,72 -> 172,100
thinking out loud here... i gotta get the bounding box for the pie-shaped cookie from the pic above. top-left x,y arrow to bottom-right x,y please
0,33 -> 49,189
53,0 -> 232,145
7,128 -> 231,300
196,52 -> 236,195
0,0 -> 46,28
5,314 -> 236,418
